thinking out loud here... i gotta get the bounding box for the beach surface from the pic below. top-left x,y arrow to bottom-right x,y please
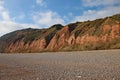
0,50 -> 120,80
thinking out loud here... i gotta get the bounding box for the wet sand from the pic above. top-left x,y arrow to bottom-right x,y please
0,50 -> 120,80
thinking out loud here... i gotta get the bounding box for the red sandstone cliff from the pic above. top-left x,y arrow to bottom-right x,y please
0,14 -> 120,53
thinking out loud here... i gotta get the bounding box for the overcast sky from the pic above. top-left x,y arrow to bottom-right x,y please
0,0 -> 120,36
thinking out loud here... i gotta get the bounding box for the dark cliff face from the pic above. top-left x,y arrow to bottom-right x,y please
0,14 -> 120,53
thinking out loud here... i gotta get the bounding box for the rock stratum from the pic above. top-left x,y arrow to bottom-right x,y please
0,14 -> 120,53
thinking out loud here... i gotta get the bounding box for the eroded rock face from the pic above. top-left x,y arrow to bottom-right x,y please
0,14 -> 120,52
47,26 -> 72,50
75,23 -> 120,45
6,38 -> 47,52
68,34 -> 76,45
47,22 -> 120,50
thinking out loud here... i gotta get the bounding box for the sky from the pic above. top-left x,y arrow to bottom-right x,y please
0,0 -> 120,36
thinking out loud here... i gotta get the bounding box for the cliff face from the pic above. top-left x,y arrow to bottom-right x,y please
47,25 -> 76,50
0,14 -> 120,53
